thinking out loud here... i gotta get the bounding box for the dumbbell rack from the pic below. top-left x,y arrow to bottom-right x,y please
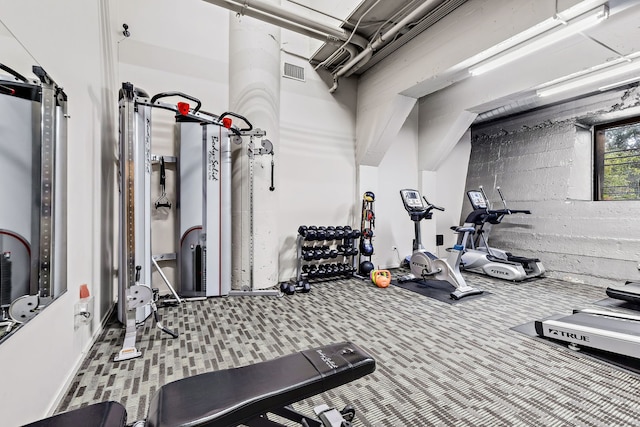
283,226 -> 360,294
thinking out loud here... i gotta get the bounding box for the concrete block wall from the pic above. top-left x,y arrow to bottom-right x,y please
467,86 -> 640,287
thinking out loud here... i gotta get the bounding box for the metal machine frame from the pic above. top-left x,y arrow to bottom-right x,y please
536,281 -> 640,360
116,83 -> 277,361
178,114 -> 277,298
457,186 -> 545,281
398,189 -> 483,300
1,65 -> 67,325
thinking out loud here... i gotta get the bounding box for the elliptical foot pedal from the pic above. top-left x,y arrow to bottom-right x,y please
450,288 -> 484,300
397,273 -> 415,283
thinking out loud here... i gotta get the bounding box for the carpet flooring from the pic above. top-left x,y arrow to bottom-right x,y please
56,272 -> 640,426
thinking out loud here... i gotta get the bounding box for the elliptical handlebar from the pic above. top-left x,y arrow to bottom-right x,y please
508,209 -> 531,215
489,208 -> 510,215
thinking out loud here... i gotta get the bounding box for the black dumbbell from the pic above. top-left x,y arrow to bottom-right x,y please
280,282 -> 296,295
302,247 -> 315,261
335,227 -> 345,239
295,280 -> 311,293
316,226 -> 327,240
298,225 -> 316,241
325,226 -> 336,240
326,264 -> 336,276
321,265 -> 331,277
305,225 -> 318,240
329,249 -> 338,258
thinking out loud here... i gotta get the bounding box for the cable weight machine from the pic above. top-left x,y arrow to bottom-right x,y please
116,83 -> 277,361
178,113 -> 277,298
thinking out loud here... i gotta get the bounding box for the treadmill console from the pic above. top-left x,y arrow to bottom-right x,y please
400,189 -> 425,212
467,190 -> 488,210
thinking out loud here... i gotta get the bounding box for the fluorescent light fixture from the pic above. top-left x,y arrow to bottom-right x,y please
598,77 -> 640,92
537,58 -> 640,97
469,5 -> 609,76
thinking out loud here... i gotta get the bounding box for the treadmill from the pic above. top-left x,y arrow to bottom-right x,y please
605,281 -> 640,304
535,281 -> 640,359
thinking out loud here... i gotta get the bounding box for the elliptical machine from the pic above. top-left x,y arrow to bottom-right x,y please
399,189 -> 483,300
456,186 -> 545,281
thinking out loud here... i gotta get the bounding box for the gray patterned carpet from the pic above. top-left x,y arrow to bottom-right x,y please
57,272 -> 640,426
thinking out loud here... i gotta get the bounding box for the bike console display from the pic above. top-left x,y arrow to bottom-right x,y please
467,190 -> 488,210
400,189 -> 425,212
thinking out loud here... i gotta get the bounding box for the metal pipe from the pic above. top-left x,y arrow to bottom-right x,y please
331,0 -> 441,89
204,0 -> 360,44
203,0 -> 368,60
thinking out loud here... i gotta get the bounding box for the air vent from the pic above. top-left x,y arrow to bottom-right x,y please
283,62 -> 305,82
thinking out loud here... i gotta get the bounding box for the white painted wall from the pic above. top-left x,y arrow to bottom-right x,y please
468,86 -> 640,286
0,3 -> 359,423
3,1 -> 636,425
356,0 -> 586,167
0,1 -> 116,425
115,0 -> 230,290
375,106 -> 420,268
357,104 -> 472,270
278,28 -> 358,281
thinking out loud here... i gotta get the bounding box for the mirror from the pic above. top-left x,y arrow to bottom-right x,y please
0,18 -> 68,342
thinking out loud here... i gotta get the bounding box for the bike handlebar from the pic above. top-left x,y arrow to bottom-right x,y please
423,197 -> 445,212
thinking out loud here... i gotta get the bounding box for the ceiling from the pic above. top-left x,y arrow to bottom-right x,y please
310,0 -> 467,75
308,0 -> 640,122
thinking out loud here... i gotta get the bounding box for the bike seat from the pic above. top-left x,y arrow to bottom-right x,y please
451,226 -> 475,234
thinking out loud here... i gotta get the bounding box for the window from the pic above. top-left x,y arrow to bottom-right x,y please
594,118 -> 640,200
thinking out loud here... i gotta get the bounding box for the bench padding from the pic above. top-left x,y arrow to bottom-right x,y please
146,341 -> 375,427
23,401 -> 126,427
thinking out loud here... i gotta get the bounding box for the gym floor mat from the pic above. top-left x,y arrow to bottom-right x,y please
390,279 -> 490,304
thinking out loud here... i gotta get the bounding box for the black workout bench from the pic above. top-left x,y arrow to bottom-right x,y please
24,342 -> 376,427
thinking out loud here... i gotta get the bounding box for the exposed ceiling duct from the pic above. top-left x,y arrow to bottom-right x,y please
203,0 -> 468,92
202,0 -> 369,64
312,0 -> 468,92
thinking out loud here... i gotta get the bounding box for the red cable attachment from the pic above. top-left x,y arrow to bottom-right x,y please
222,117 -> 233,129
177,102 -> 190,115
0,85 -> 15,95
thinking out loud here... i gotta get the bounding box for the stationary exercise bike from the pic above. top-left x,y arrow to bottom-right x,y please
399,189 -> 483,300
456,186 -> 545,281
